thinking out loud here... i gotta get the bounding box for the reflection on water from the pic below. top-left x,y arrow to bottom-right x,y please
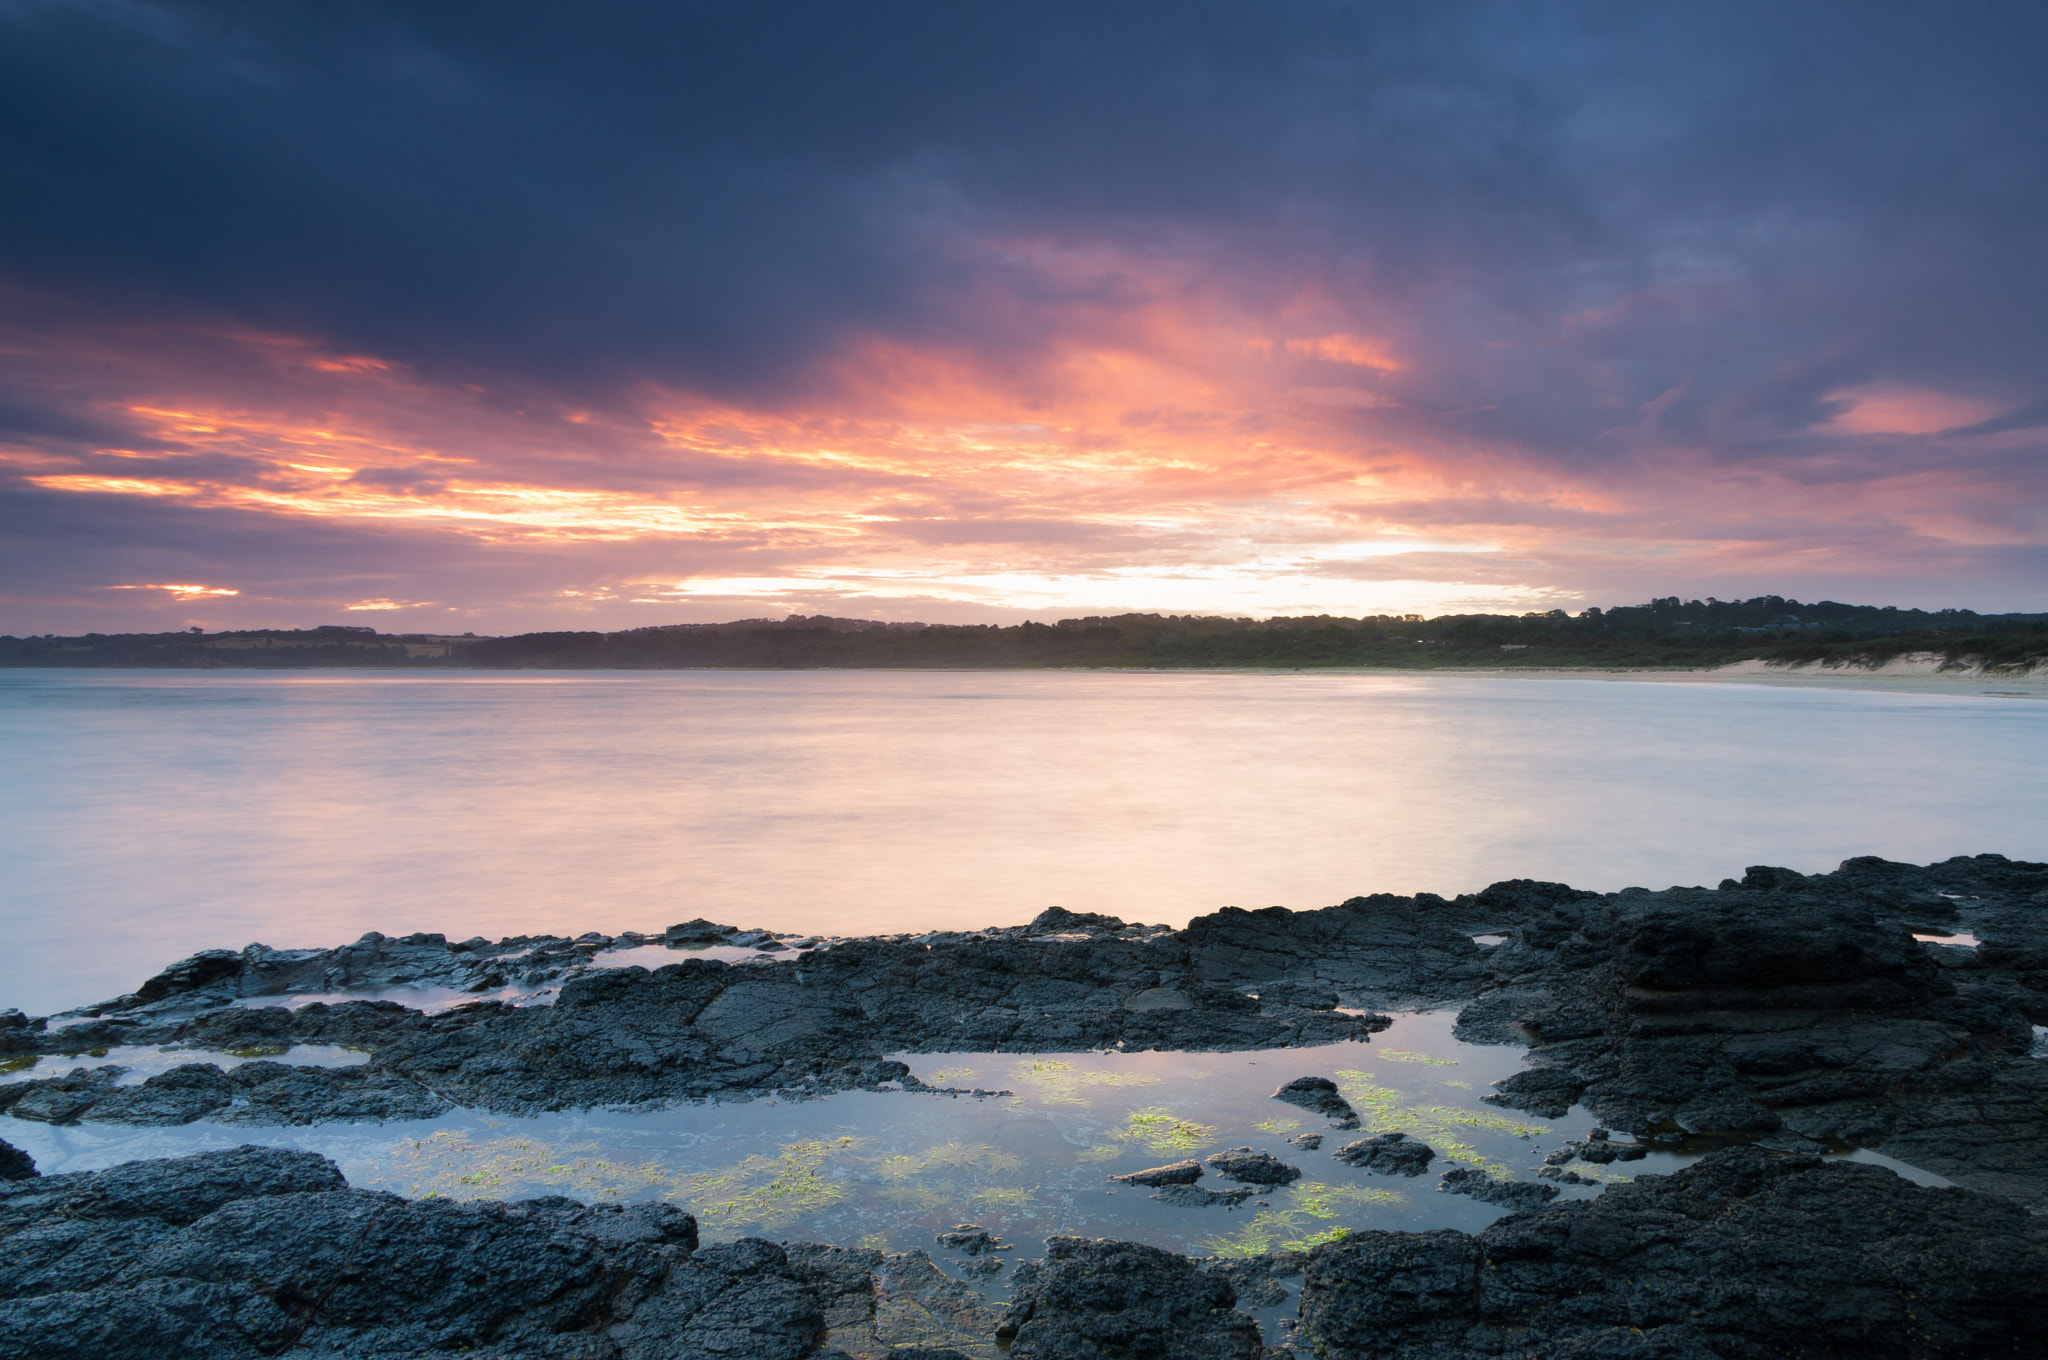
4,670 -> 2046,1016
0,1044 -> 368,1085
8,1014 -> 1587,1255
1912,931 -> 1981,947
4,1010 -> 1958,1275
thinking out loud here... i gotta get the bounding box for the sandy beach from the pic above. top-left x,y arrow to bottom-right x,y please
1131,652 -> 2048,699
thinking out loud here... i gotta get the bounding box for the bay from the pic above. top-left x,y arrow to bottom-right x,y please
3,669 -> 2044,1018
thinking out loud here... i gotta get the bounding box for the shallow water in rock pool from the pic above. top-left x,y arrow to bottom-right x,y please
5,1008 -> 1948,1282
9,1014 -> 1590,1254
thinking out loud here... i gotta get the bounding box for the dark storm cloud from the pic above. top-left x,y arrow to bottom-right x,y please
3,0 -> 2037,419
1951,399 -> 2048,437
6,0 -> 2048,627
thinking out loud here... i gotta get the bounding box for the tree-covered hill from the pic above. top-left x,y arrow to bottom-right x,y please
4,596 -> 2046,672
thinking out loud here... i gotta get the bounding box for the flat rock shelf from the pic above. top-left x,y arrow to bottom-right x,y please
4,852 -> 2048,1357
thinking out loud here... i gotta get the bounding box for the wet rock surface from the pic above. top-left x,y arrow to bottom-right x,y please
1333,1132 -> 1434,1176
0,1146 -> 1005,1360
1150,1183 -> 1255,1208
0,1138 -> 34,1181
1205,1147 -> 1302,1185
11,1145 -> 2045,1359
934,1224 -> 1010,1256
1435,1166 -> 1559,1209
1111,1158 -> 1204,1187
2,913 -> 1390,1128
1543,1129 -> 1648,1167
1454,854 -> 2048,1205
4,852 -> 2046,1211
1271,1074 -> 1361,1128
1300,1146 -> 2048,1359
996,1236 -> 1263,1359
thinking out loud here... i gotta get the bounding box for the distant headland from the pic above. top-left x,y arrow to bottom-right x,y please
4,595 -> 2046,673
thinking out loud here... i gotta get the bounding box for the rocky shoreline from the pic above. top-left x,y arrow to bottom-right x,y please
2,1140 -> 2043,1358
3,853 -> 2047,1355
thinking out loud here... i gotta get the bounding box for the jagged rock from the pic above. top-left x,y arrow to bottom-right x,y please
1435,1167 -> 1557,1208
1301,1147 -> 2048,1359
1449,855 -> 2048,1205
1111,1159 -> 1203,1186
1290,1133 -> 1323,1151
934,1224 -> 1008,1255
0,1146 -> 1016,1360
1271,1075 -> 1360,1127
996,1237 -> 1261,1359
1205,1148 -> 1301,1185
3,1068 -> 123,1124
1255,980 -> 1339,1011
1483,1066 -> 1585,1120
72,1063 -> 234,1126
1026,906 -> 1128,935
1150,1183 -> 1255,1207
665,919 -> 738,944
10,853 -> 2048,1209
1534,1166 -> 1597,1185
1333,1132 -> 1434,1176
0,1139 -> 34,1181
1198,1257 -> 1291,1308
0,1146 -> 343,1233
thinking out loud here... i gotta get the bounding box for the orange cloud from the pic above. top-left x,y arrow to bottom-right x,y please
107,583 -> 241,597
7,256 -> 2045,632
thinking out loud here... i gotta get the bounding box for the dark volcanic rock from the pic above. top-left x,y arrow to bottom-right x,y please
0,1139 -> 34,1181
1205,1147 -> 1302,1185
10,1142 -> 2048,1360
1180,897 -> 1485,1007
1333,1132 -> 1434,1176
1271,1074 -> 1360,1127
11,853 -> 2048,1209
1151,1183 -> 1255,1208
0,1146 -> 344,1233
1198,1257 -> 1293,1309
996,1236 -> 1262,1360
934,1224 -> 1009,1255
1112,1158 -> 1203,1187
664,918 -> 738,944
1544,1130 -> 1648,1166
1026,906 -> 1129,935
1435,1166 -> 1557,1208
1300,1146 -> 2048,1359
1457,854 -> 2048,1205
0,1146 -> 1015,1360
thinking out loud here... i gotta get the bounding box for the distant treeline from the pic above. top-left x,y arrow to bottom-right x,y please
6,595 -> 2048,672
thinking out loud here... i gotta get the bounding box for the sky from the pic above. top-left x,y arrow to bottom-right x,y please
3,0 -> 2046,634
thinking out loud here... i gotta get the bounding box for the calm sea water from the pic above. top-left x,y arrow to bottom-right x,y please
3,669 -> 2044,1017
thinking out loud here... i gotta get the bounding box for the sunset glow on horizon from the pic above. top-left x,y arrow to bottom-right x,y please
4,3 -> 2045,632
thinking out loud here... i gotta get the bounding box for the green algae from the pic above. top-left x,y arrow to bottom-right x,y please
673,1136 -> 864,1231
1007,1057 -> 1158,1106
1332,1071 -> 1545,1172
390,1130 -> 673,1202
1116,1107 -> 1218,1154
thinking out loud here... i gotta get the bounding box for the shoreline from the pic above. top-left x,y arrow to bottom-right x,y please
3,852 -> 2046,1357
8,655 -> 2046,698
1088,656 -> 2048,697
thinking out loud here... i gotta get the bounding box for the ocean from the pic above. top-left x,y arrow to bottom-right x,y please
3,668 -> 2044,1018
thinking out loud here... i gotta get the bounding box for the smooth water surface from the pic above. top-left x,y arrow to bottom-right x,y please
1,1013 -> 1589,1258
4,669 -> 2045,1016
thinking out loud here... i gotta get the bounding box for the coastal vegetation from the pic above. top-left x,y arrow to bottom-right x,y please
7,595 -> 2046,671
